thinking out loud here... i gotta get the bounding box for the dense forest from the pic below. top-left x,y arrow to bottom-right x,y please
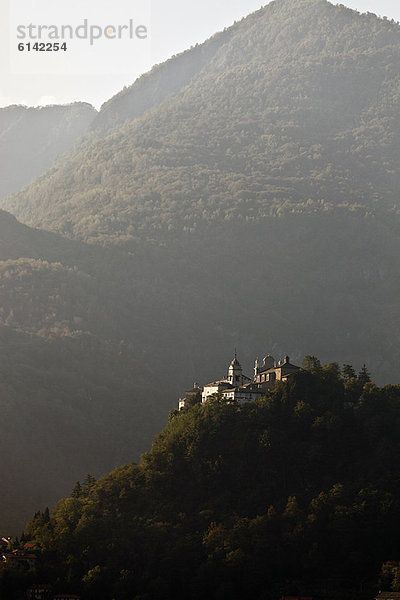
0,0 -> 400,534
0,210 -> 171,531
3,207 -> 400,529
3,0 -> 400,243
4,365 -> 400,600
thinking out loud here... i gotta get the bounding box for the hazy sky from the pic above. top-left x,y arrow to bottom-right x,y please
1,0 -> 399,109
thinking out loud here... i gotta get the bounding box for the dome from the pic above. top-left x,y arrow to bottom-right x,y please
229,350 -> 242,369
262,355 -> 275,369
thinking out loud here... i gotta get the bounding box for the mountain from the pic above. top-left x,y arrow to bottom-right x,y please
0,0 -> 398,380
2,0 -> 400,241
0,210 -> 170,533
1,0 -> 400,531
18,369 -> 400,600
0,103 -> 96,200
2,207 -> 400,533
90,28 -> 235,135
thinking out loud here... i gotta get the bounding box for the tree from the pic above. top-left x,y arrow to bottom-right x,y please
185,389 -> 202,408
82,474 -> 97,496
168,408 -> 180,422
71,481 -> 83,499
392,567 -> 400,592
323,362 -> 341,382
358,364 -> 371,386
302,355 -> 322,374
342,364 -> 356,381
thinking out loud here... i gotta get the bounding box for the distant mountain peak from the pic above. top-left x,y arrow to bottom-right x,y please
2,0 -> 400,242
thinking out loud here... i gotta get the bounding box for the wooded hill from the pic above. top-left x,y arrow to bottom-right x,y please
2,0 -> 400,242
13,367 -> 400,600
0,0 -> 400,532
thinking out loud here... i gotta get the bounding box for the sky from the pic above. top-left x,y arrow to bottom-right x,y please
1,0 -> 399,110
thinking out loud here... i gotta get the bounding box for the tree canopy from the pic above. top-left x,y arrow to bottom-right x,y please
19,366 -> 400,600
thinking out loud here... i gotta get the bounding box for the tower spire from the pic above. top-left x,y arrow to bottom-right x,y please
228,351 -> 242,385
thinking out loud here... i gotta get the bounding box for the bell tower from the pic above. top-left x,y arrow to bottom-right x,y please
227,350 -> 243,386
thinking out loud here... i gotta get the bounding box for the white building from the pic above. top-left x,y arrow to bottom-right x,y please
179,352 -> 300,409
201,353 -> 251,403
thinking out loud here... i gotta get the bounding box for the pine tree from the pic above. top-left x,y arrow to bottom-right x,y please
71,481 -> 82,498
302,355 -> 322,374
342,364 -> 356,381
82,474 -> 97,496
358,364 -> 371,386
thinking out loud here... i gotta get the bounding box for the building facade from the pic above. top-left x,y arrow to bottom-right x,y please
254,355 -> 301,385
179,352 -> 300,409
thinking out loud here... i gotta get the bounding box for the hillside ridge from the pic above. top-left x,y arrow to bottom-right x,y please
18,366 -> 400,600
91,0 -> 384,134
2,0 -> 400,242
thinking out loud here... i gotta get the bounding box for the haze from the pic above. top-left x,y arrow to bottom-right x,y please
0,0 -> 399,109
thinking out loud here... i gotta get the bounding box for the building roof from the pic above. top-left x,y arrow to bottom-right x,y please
229,350 -> 241,367
230,357 -> 241,368
3,551 -> 37,559
238,383 -> 264,392
224,375 -> 251,385
203,379 -> 233,389
258,361 -> 300,375
223,383 -> 265,395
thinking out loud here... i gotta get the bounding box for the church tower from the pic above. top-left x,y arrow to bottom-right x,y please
227,351 -> 243,387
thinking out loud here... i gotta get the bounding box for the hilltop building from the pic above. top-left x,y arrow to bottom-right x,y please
178,383 -> 202,411
179,352 -> 300,409
254,354 -> 301,385
202,352 -> 252,403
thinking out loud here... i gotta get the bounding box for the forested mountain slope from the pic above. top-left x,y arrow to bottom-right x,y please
0,211 -> 168,533
1,0 -> 400,533
90,27 -> 236,135
18,369 -> 400,600
0,103 -> 96,200
2,0 -> 400,242
2,209 -> 400,534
